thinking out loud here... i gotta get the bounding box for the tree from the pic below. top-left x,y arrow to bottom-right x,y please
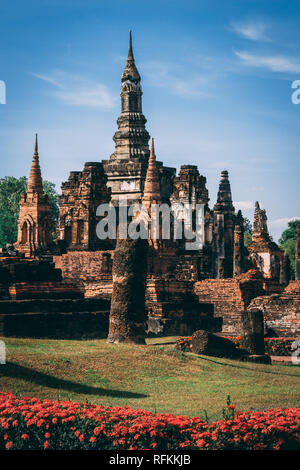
243,217 -> 252,247
279,220 -> 300,279
42,180 -> 59,240
0,176 -> 59,248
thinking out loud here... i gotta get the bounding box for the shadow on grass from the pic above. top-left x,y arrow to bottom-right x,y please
195,355 -> 300,377
0,362 -> 148,399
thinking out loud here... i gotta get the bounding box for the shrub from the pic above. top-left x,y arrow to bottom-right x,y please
175,337 -> 192,352
0,393 -> 299,450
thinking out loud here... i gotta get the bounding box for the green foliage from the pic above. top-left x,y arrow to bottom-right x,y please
243,217 -> 252,247
0,176 -> 27,247
42,180 -> 59,240
279,220 -> 300,279
243,217 -> 252,234
0,176 -> 59,248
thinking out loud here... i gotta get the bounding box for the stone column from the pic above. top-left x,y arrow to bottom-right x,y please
215,213 -> 225,278
280,253 -> 290,285
233,224 -> 244,277
296,226 -> 300,281
107,237 -> 148,344
241,309 -> 265,355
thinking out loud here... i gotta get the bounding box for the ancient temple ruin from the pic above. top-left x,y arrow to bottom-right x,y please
1,32 -> 299,339
15,135 -> 53,257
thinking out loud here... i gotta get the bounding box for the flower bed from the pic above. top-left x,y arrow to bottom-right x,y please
0,393 -> 299,450
175,336 -> 299,357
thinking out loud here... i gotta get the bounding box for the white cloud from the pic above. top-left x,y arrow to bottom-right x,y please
230,20 -> 271,42
233,201 -> 254,210
31,72 -> 64,89
31,70 -> 117,109
268,217 -> 300,229
54,85 -> 117,109
141,60 -> 212,98
234,50 -> 300,73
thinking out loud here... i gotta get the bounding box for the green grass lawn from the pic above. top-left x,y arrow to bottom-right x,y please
0,337 -> 299,421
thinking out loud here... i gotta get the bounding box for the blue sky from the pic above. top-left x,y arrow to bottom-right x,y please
0,0 -> 299,241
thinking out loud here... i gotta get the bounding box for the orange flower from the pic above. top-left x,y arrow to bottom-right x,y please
5,441 -> 13,449
21,434 -> 29,440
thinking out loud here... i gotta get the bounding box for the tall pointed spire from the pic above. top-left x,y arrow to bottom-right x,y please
217,170 -> 233,205
27,133 -> 43,195
142,138 -> 161,206
253,201 -> 269,239
122,30 -> 141,83
128,30 -> 133,60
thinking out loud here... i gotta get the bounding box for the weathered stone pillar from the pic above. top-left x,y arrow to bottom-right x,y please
296,226 -> 300,281
241,309 -> 265,355
233,224 -> 244,277
107,237 -> 148,344
280,253 -> 290,285
215,214 -> 225,278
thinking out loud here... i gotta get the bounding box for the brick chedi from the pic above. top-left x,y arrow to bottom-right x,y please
247,201 -> 283,280
102,32 -> 175,205
57,162 -> 111,251
15,135 -> 53,257
141,138 -> 165,251
142,138 -> 161,208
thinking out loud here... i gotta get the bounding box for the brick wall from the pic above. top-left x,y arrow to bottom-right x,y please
194,270 -> 265,335
249,281 -> 300,337
53,251 -> 114,299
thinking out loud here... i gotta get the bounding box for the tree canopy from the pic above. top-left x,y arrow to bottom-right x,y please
279,220 -> 300,279
243,217 -> 252,247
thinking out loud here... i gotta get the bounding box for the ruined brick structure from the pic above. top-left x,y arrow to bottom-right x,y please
0,254 -> 110,338
15,135 -> 53,257
194,270 -> 266,335
249,281 -> 300,337
247,201 -> 283,281
56,162 -> 111,251
8,32 -> 299,339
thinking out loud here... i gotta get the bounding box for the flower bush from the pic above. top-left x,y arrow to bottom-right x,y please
0,393 -> 299,450
175,336 -> 299,357
175,336 -> 192,352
